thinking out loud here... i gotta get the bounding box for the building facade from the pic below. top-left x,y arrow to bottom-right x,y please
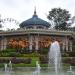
0,10 -> 74,52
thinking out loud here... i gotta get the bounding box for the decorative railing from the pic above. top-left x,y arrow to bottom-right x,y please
0,29 -> 74,36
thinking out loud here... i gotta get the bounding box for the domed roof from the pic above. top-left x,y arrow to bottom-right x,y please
20,10 -> 50,28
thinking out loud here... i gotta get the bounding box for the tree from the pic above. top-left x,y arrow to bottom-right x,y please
47,8 -> 71,30
72,26 -> 75,31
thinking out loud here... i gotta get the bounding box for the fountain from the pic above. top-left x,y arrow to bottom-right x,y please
69,66 -> 72,72
1,40 -> 75,75
4,63 -> 8,73
34,61 -> 41,75
48,40 -> 62,75
9,61 -> 12,72
4,61 -> 12,75
67,66 -> 75,75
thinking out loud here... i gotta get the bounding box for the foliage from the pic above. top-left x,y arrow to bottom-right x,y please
40,64 -> 48,67
47,8 -> 71,30
31,57 -> 39,66
11,57 -> 31,64
62,53 -> 69,57
0,57 -> 31,64
0,58 -> 9,63
72,26 -> 75,31
39,55 -> 48,64
0,64 -> 4,67
39,48 -> 49,54
1,48 -> 16,53
0,49 -> 41,57
61,52 -> 75,57
70,58 -> 75,66
62,57 -> 75,66
0,48 -> 75,67
12,57 -> 47,67
12,63 -> 35,67
62,57 -> 71,64
66,52 -> 75,57
72,42 -> 75,51
62,63 -> 70,70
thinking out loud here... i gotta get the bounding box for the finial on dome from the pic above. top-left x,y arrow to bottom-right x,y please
34,7 -> 36,15
33,7 -> 38,17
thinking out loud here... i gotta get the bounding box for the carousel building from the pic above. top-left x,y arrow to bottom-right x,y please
0,10 -> 74,52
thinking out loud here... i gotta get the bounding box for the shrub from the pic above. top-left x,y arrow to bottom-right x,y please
11,57 -> 31,64
62,57 -> 71,64
23,53 -> 40,57
0,57 -> 32,64
13,63 -> 35,67
62,63 -> 70,70
1,49 -> 16,53
0,58 -> 10,63
69,58 -> 75,66
66,52 -> 75,57
62,53 -> 69,57
39,55 -> 48,64
39,48 -> 49,54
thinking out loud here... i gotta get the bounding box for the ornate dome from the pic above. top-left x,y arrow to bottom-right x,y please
20,9 -> 50,28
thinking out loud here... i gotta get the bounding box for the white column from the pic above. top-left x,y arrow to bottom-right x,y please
1,38 -> 4,50
4,38 -> 7,50
1,37 -> 7,50
65,38 -> 68,52
35,36 -> 39,51
69,41 -> 72,52
62,40 -> 65,52
29,36 -> 33,50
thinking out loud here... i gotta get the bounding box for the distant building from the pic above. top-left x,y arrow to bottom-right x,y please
0,9 -> 74,52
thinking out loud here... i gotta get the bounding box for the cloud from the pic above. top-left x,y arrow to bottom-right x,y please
0,0 -> 75,29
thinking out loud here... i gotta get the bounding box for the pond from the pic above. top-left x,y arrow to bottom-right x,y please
0,67 -> 75,75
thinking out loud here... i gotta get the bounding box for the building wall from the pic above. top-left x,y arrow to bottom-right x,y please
0,35 -> 73,52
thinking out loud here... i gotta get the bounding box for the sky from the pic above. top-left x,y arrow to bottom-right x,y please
0,0 -> 75,30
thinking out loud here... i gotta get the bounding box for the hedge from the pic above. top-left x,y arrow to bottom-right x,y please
0,57 -> 31,64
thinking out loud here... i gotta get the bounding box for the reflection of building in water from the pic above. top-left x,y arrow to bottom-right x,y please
0,9 -> 74,52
